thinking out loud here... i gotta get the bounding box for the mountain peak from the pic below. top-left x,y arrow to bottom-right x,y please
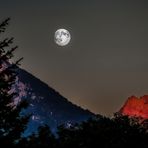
17,68 -> 94,135
120,95 -> 148,119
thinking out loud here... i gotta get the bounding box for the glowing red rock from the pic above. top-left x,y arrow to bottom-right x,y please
120,95 -> 148,119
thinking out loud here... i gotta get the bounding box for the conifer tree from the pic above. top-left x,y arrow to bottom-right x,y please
0,18 -> 29,147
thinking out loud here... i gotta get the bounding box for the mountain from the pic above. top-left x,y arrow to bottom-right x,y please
120,95 -> 148,119
15,69 -> 94,135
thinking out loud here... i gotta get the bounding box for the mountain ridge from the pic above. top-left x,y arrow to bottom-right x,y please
16,68 -> 94,135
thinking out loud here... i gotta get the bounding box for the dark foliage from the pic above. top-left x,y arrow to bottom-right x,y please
18,125 -> 57,148
0,18 -> 30,147
57,114 -> 148,148
19,114 -> 147,148
17,114 -> 148,148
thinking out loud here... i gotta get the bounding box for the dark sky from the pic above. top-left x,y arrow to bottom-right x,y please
0,0 -> 148,115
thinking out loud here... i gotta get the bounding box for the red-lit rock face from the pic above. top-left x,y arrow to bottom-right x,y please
120,95 -> 148,119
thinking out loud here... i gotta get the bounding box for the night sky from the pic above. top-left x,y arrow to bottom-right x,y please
0,0 -> 148,115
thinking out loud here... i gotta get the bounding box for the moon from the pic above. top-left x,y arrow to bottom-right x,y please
54,29 -> 71,46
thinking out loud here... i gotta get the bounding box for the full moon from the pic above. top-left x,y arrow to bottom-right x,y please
54,29 -> 71,46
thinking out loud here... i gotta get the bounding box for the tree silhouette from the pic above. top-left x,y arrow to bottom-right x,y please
18,125 -> 57,148
57,114 -> 148,148
0,18 -> 30,147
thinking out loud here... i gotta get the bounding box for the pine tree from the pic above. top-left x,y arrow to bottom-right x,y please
0,18 -> 30,147
26,125 -> 56,148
